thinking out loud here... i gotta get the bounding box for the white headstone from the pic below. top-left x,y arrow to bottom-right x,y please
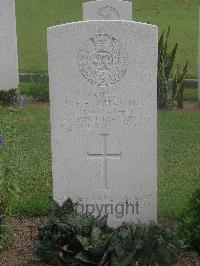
0,0 -> 19,91
83,0 -> 132,21
48,20 -> 158,228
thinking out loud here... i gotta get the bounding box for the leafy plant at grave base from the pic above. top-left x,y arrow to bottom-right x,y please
29,83 -> 49,102
25,73 -> 49,102
0,88 -> 19,106
0,112 -> 20,249
177,188 -> 200,253
34,198 -> 185,266
158,26 -> 188,109
172,63 -> 188,108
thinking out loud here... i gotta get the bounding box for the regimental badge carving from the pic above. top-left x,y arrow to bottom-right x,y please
78,33 -> 128,87
98,6 -> 119,20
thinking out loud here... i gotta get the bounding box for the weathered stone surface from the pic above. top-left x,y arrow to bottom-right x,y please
48,20 -> 158,227
83,0 -> 132,21
0,0 -> 19,90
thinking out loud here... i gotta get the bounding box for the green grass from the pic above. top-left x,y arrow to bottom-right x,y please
184,88 -> 198,102
0,107 -> 52,215
0,106 -> 200,217
15,0 -> 199,77
158,110 -> 200,217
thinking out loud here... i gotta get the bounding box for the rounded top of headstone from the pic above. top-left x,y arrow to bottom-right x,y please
48,20 -> 157,32
83,0 -> 133,21
48,20 -> 158,90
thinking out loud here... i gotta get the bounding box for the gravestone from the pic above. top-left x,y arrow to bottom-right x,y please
83,0 -> 132,21
48,20 -> 158,227
0,0 -> 19,91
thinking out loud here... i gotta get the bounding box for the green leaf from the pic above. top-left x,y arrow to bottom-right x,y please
120,252 -> 136,266
75,252 -> 97,264
110,254 -> 121,266
61,198 -> 74,214
76,235 -> 91,250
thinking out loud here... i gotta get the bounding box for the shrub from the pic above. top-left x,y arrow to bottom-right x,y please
29,83 -> 49,102
158,27 -> 188,109
0,89 -> 19,106
178,188 -> 200,253
34,198 -> 185,266
19,73 -> 49,102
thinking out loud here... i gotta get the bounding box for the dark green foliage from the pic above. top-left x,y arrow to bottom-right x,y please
178,188 -> 200,253
0,89 -> 18,106
28,82 -> 49,102
34,198 -> 184,266
20,73 -> 49,102
20,73 -> 49,84
172,62 -> 188,108
105,224 -> 184,266
158,27 -> 188,109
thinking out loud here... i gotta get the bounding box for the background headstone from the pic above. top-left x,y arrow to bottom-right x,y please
0,0 -> 19,91
83,0 -> 132,21
48,20 -> 157,228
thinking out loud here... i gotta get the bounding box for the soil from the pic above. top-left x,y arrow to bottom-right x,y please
0,217 -> 199,266
0,217 -> 47,266
25,97 -> 49,108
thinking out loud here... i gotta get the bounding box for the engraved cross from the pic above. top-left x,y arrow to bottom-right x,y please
87,134 -> 122,190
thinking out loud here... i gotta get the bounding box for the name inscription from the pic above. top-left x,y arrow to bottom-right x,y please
59,90 -> 138,131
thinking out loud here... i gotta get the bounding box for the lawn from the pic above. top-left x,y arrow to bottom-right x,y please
184,88 -> 199,102
15,0 -> 199,77
0,106 -> 199,218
